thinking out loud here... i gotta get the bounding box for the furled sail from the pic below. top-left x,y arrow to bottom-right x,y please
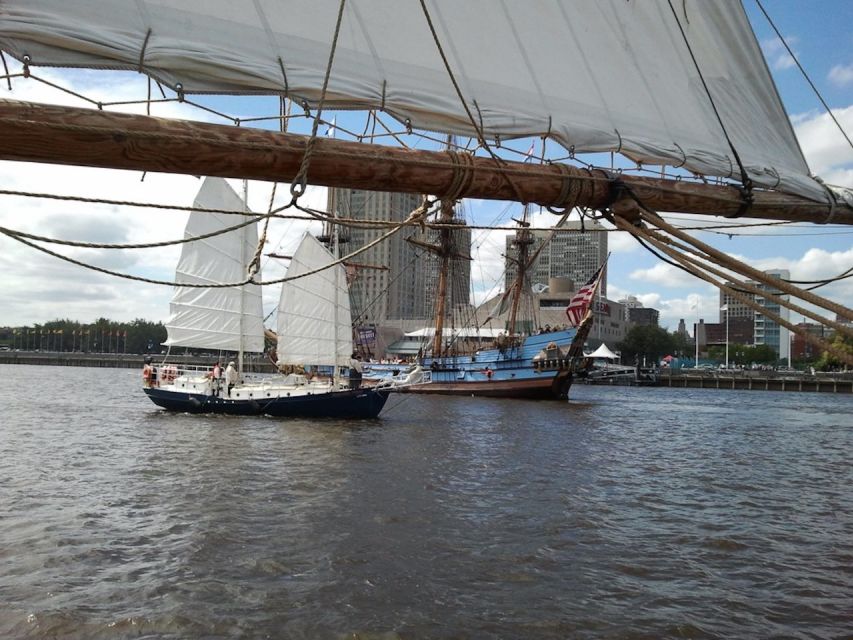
164,177 -> 265,352
0,1 -> 826,202
276,233 -> 351,368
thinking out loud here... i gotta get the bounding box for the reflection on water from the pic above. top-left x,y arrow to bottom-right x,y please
1,364 -> 851,638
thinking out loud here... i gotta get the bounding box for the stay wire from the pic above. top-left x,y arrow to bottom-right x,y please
754,0 -> 853,152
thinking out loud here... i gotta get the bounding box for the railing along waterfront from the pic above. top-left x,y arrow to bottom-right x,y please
660,368 -> 853,394
0,351 -> 277,373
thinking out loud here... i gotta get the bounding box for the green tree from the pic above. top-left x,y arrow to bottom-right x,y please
815,333 -> 853,371
617,325 -> 675,364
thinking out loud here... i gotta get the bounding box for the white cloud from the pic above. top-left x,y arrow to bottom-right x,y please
760,36 -> 799,71
628,262 -> 701,289
828,63 -> 853,87
792,105 -> 853,186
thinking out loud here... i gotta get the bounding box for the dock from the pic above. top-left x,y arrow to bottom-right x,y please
660,369 -> 852,393
0,351 -> 277,373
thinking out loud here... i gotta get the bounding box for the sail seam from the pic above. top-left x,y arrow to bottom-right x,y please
666,0 -> 753,217
418,0 -> 529,205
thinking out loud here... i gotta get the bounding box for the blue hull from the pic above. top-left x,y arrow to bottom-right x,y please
418,328 -> 580,398
143,386 -> 391,419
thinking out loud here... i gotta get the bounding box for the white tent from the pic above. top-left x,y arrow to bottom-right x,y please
587,343 -> 620,360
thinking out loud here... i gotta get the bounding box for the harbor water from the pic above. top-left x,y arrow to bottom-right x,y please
1,364 -> 851,639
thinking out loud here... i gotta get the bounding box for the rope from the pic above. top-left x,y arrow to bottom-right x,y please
643,208 -> 853,322
1,197 -> 428,289
0,214 -> 263,250
755,0 -> 853,154
289,0 -> 347,200
628,217 -> 853,338
248,183 -> 279,281
612,216 -> 853,367
418,0 -> 531,206
667,0 -> 753,215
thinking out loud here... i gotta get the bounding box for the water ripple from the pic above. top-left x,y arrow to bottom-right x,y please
0,365 -> 851,638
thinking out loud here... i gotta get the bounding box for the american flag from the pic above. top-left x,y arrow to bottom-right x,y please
565,261 -> 606,327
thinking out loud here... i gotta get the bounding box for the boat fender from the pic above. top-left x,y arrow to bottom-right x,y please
188,396 -> 202,410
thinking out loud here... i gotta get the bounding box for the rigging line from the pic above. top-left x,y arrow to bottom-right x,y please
0,228 -> 237,288
248,182 -> 279,280
0,214 -> 264,250
417,0 -> 528,206
620,182 -> 853,321
619,215 -> 853,346
0,51 -> 11,90
638,207 -> 853,323
754,0 -> 853,152
642,241 -> 853,368
258,201 -> 431,286
289,0 -> 347,200
683,228 -> 853,237
660,216 -> 797,229
666,0 -> 753,206
642,224 -> 852,332
1,201 -> 419,289
0,188 -> 274,217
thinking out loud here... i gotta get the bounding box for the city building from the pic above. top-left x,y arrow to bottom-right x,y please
328,188 -> 471,331
719,269 -> 791,360
627,306 -> 659,327
504,219 -> 608,298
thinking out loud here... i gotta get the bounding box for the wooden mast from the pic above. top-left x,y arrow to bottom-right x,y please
506,206 -> 534,337
407,198 -> 460,356
0,100 -> 850,225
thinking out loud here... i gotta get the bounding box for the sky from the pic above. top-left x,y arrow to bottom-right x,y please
0,1 -> 851,334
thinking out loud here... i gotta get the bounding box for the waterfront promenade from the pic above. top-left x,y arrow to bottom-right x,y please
660,368 -> 853,393
4,351 -> 850,393
0,351 -> 276,373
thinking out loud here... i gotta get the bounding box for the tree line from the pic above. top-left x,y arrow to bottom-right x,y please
616,324 -> 851,371
0,318 -> 167,354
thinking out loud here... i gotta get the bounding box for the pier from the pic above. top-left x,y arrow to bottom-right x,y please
659,369 -> 852,394
0,351 -> 277,373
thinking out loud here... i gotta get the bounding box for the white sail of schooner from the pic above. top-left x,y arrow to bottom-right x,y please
164,177 -> 265,355
143,178 -> 391,418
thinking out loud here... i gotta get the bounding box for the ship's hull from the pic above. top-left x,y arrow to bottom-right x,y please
377,329 -> 581,399
399,370 -> 573,399
143,386 -> 391,419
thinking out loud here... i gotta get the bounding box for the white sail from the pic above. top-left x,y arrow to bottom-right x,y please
164,177 -> 265,352
276,233 -> 351,367
0,1 -> 826,202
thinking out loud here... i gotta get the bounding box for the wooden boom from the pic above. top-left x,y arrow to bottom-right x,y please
0,100 -> 850,225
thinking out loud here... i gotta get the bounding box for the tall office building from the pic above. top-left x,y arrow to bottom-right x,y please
753,269 -> 790,362
719,269 -> 790,359
504,219 -> 608,297
328,189 -> 471,326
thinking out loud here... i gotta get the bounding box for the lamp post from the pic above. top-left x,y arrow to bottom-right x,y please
721,304 -> 729,369
692,295 -> 700,367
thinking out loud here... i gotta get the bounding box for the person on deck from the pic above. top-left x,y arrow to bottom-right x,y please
210,361 -> 222,396
349,353 -> 363,390
142,356 -> 154,387
224,361 -> 238,397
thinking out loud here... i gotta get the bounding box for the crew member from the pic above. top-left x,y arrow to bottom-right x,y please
349,353 -> 363,390
224,361 -> 238,397
210,361 -> 222,396
142,356 -> 154,387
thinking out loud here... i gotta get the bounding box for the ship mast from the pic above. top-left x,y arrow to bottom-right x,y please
506,205 -> 534,338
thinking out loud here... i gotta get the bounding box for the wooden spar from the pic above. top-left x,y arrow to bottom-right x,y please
429,199 -> 456,356
0,100 -> 851,225
507,207 -> 534,337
